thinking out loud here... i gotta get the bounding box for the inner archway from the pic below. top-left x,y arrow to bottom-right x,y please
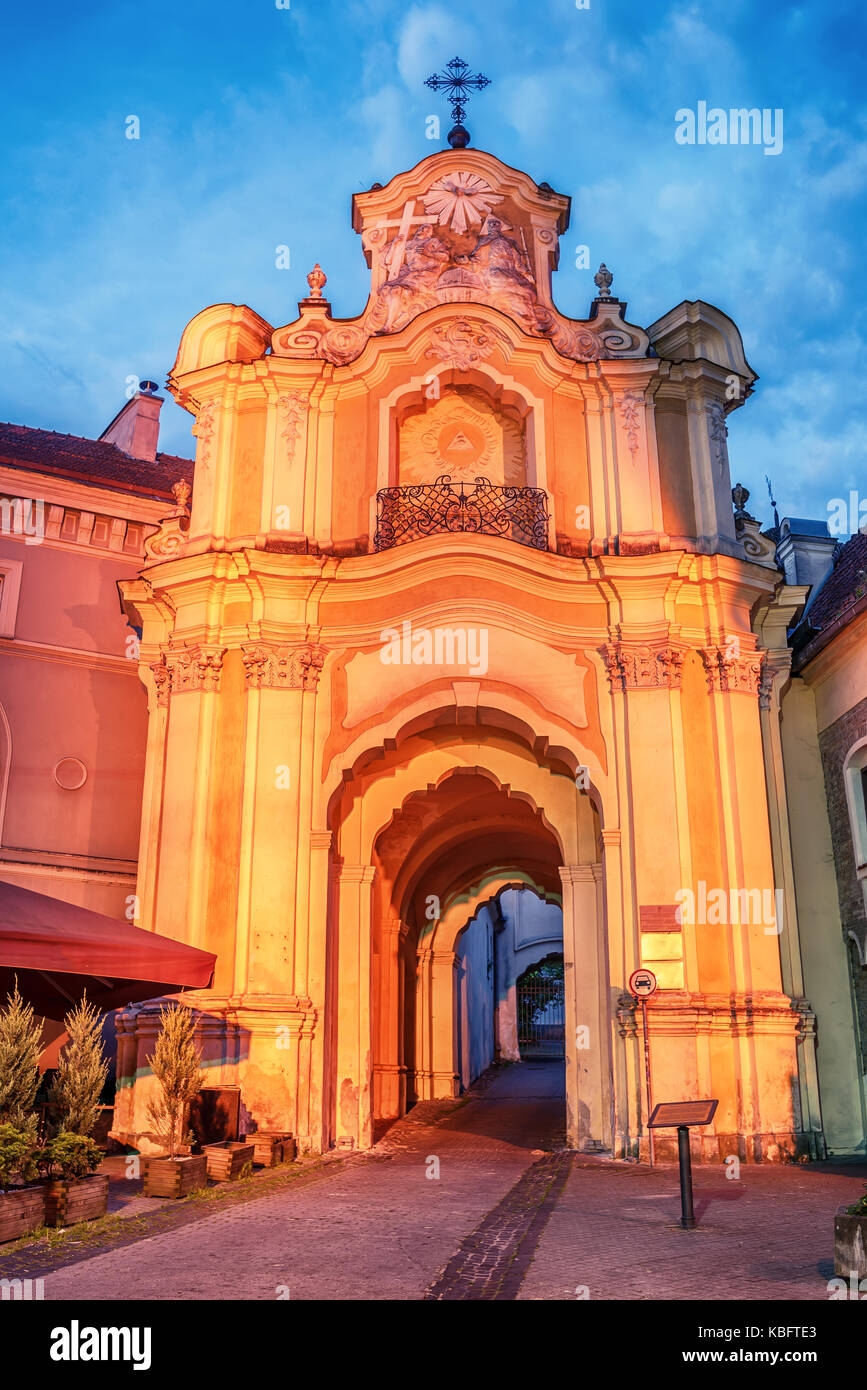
452,886 -> 565,1090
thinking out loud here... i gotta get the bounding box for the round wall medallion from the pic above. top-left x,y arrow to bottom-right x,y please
53,757 -> 87,791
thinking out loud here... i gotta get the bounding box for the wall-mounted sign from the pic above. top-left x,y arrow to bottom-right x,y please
628,968 -> 658,999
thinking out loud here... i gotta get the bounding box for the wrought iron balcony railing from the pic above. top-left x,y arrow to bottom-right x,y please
374,475 -> 549,553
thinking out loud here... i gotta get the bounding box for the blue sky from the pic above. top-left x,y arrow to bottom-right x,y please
1,0 -> 865,526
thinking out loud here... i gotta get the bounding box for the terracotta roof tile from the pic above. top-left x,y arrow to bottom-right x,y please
0,422 -> 194,503
804,529 -> 867,630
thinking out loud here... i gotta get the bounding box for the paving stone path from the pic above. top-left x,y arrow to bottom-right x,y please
424,1150 -> 573,1299
3,1061 -> 864,1301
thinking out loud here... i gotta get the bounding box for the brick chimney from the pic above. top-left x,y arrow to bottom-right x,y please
99,380 -> 163,462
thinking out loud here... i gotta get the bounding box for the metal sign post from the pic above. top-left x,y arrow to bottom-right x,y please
628,969 -> 657,1167
677,1125 -> 694,1229
649,1100 -> 719,1229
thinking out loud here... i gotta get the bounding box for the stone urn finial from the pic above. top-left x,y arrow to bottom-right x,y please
306,263 -> 327,299
172,479 -> 191,514
594,263 -> 614,297
732,482 -> 752,520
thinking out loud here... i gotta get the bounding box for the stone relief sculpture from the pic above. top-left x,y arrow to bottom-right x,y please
369,209 -> 541,336
271,162 -> 650,366
421,170 -> 502,234
369,223 -> 452,332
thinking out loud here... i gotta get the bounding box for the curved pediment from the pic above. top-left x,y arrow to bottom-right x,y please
169,303 -> 274,382
270,146 -> 648,368
647,299 -> 757,386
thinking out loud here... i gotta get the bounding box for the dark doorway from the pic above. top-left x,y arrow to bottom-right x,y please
516,954 -> 565,1059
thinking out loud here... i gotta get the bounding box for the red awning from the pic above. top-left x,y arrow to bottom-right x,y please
0,879 -> 216,1020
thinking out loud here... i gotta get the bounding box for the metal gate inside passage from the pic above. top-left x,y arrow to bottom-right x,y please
516,955 -> 566,1059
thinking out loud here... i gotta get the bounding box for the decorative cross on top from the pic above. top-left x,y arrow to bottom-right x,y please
425,57 -> 491,149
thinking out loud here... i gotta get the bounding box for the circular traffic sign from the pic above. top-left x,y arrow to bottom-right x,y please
628,968 -> 658,999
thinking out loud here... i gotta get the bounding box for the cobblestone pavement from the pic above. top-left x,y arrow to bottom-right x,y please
518,1153 -> 867,1301
6,1061 -> 865,1301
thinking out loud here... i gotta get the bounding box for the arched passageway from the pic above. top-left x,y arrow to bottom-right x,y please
326,715 -> 609,1152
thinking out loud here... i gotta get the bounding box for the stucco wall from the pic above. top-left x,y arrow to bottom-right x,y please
817,694 -> 867,1076
780,676 -> 867,1150
0,531 -> 146,884
455,905 -> 495,1090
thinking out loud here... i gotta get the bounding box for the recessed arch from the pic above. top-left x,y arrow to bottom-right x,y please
370,318 -> 551,538
323,691 -> 608,833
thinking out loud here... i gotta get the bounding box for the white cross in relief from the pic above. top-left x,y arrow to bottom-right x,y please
371,197 -> 434,284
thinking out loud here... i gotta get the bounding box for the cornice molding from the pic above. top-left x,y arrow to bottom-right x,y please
0,636 -> 135,676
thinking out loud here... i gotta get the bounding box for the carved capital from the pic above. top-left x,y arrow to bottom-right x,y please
599,641 -> 684,691
758,650 -> 793,711
242,642 -> 327,691
164,646 -> 225,695
150,661 -> 172,708
700,645 -> 765,696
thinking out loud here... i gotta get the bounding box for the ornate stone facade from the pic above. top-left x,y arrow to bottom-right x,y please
108,138 -> 847,1166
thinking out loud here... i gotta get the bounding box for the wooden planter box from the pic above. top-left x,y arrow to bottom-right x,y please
0,1185 -> 47,1243
203,1141 -> 255,1182
44,1173 -> 109,1228
144,1154 -> 208,1199
834,1205 -> 867,1279
243,1131 -> 295,1167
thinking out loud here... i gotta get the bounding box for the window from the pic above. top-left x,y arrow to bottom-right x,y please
0,557 -> 23,638
843,739 -> 867,875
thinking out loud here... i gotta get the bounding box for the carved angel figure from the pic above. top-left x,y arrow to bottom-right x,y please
467,217 -> 540,329
370,224 -> 451,332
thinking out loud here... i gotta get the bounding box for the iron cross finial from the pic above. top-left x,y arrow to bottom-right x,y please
424,57 -> 491,149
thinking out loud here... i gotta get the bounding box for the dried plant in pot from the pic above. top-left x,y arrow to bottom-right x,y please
143,1003 -> 208,1198
0,984 -> 45,1241
41,1131 -> 108,1227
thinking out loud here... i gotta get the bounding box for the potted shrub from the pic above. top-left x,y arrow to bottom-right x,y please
834,1184 -> 867,1280
0,983 -> 46,1241
41,1131 -> 108,1226
0,1122 -> 45,1241
48,994 -> 107,1139
143,1003 -> 208,1198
